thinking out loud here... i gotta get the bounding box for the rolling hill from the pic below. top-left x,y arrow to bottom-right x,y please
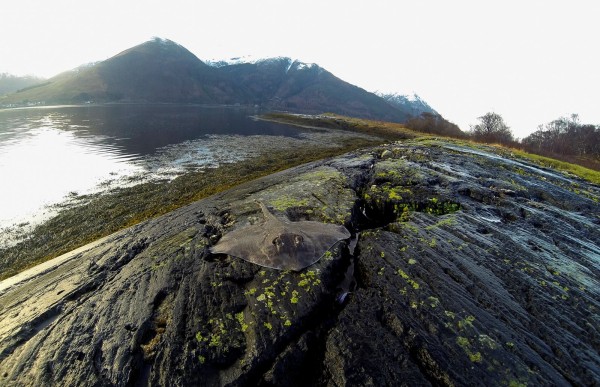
0,73 -> 46,96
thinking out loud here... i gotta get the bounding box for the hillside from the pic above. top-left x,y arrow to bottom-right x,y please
0,73 -> 46,96
0,38 -> 414,122
0,39 -> 215,104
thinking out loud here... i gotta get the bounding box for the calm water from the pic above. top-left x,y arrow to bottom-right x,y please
0,104 -> 312,243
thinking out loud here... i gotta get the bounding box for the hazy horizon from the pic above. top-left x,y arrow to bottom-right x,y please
2,0 -> 599,138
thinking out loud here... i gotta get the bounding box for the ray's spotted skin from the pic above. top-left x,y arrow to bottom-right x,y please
210,202 -> 350,271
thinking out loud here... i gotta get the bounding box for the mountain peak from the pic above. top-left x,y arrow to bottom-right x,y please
149,36 -> 178,45
377,91 -> 438,116
1,39 -> 419,122
113,37 -> 196,58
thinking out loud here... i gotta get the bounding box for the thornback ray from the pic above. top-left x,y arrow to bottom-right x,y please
210,202 -> 350,271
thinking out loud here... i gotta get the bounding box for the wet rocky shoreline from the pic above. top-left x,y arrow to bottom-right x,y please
0,139 -> 598,385
0,125 -> 387,280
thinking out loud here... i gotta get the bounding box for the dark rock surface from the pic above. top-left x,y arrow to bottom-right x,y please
0,139 -> 599,386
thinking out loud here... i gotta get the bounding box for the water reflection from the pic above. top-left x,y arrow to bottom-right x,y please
0,105 -> 302,241
0,126 -> 143,230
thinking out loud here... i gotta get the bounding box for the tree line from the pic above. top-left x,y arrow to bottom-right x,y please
405,111 -> 599,170
521,114 -> 599,159
468,112 -> 599,168
404,112 -> 464,138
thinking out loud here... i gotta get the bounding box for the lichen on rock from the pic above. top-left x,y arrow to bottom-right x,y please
0,140 -> 598,386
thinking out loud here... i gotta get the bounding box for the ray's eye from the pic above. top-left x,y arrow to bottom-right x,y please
294,235 -> 303,245
272,234 -> 303,248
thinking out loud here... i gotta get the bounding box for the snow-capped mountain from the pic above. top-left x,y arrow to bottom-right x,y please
376,92 -> 438,117
205,55 -> 264,68
2,38 -> 415,122
207,56 -> 320,73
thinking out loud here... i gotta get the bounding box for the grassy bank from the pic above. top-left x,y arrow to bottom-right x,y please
509,149 -> 600,185
261,113 -> 421,141
269,113 -> 600,179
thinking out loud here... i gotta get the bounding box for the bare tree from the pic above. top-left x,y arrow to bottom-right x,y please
470,112 -> 514,145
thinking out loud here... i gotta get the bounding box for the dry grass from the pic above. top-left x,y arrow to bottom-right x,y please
268,113 -> 600,185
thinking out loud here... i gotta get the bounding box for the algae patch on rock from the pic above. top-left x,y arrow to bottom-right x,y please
0,140 -> 598,386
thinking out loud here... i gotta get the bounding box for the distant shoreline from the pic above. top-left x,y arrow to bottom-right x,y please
0,101 -> 262,111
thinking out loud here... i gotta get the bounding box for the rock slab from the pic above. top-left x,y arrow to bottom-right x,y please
0,140 -> 598,386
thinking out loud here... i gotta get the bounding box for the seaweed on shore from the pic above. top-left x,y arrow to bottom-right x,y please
0,137 -> 382,280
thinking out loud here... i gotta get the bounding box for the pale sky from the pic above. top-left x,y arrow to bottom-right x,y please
2,0 -> 598,138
